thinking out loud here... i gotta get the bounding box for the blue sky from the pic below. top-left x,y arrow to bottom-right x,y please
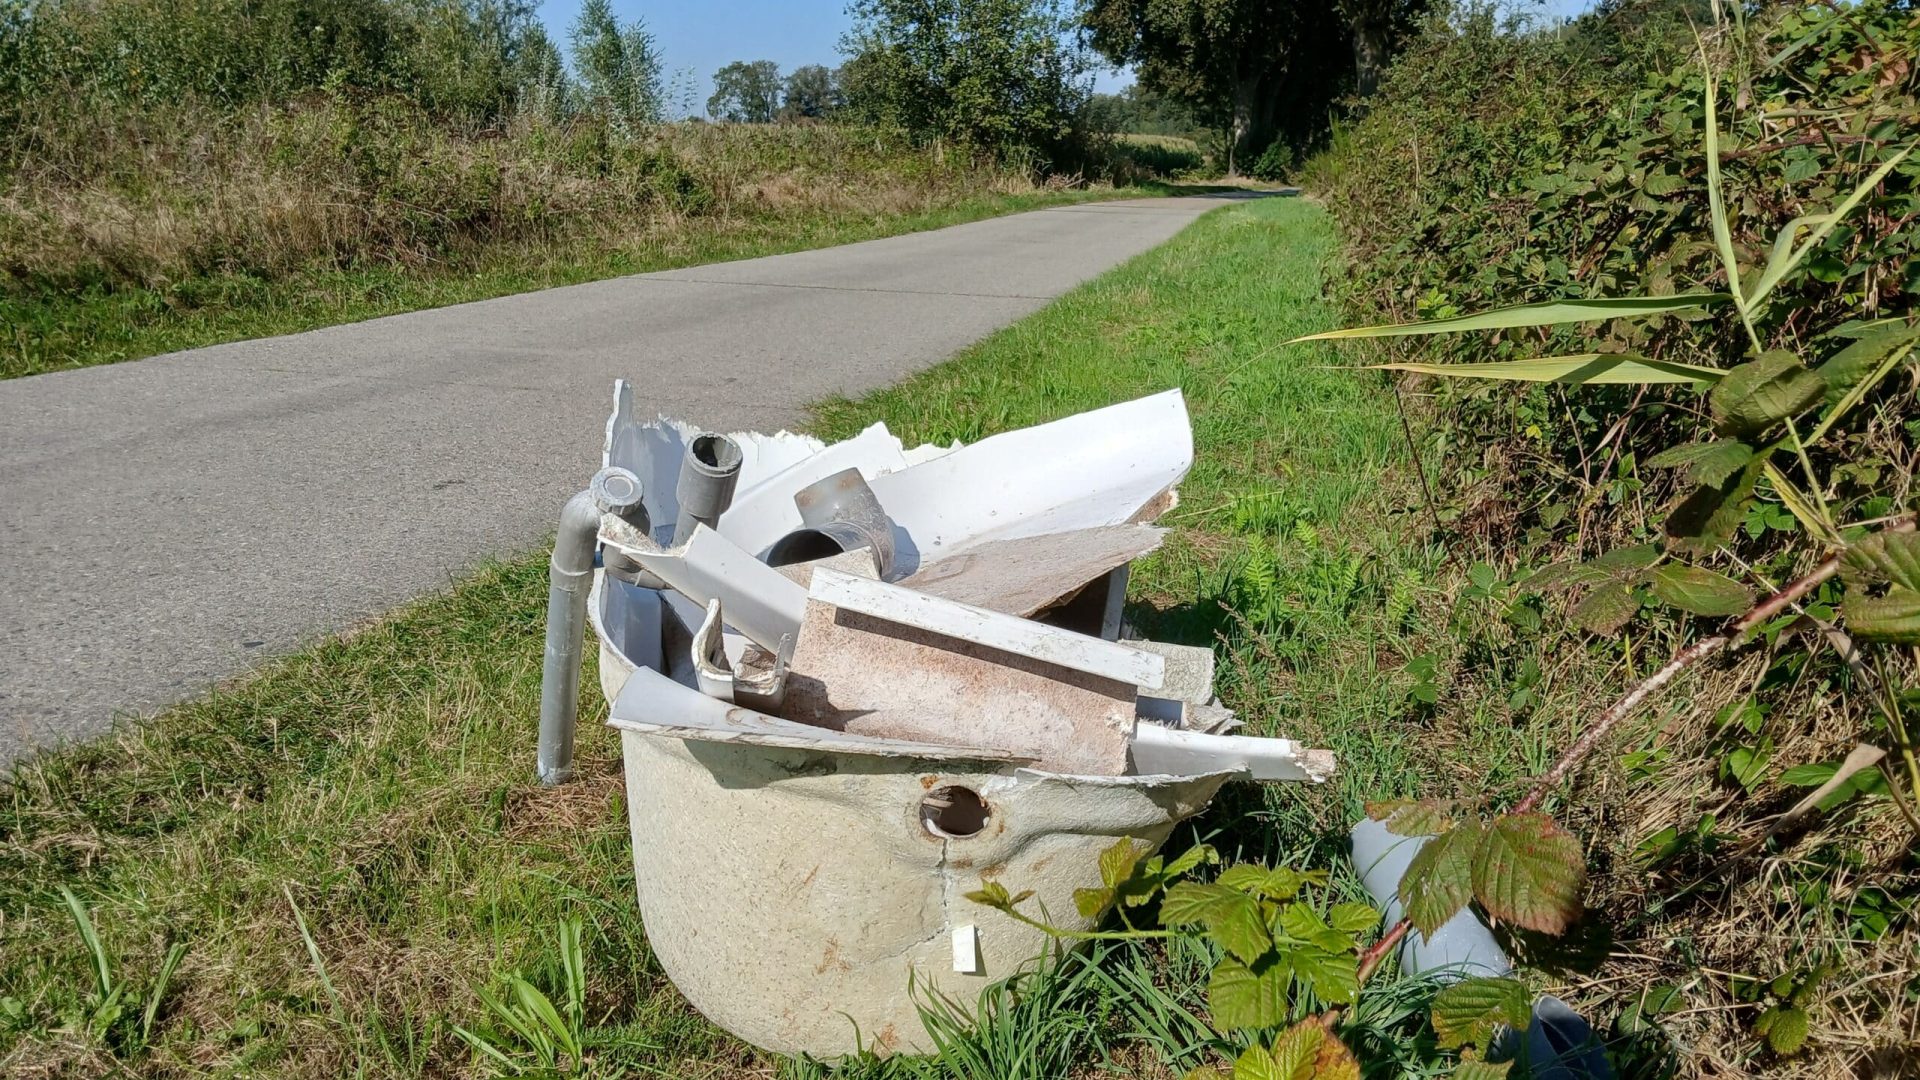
538,1 -> 1598,119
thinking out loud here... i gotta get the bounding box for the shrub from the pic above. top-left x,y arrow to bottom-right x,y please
1307,2 -> 1920,1070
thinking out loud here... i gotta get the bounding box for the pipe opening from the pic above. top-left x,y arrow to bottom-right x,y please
920,786 -> 990,839
690,433 -> 743,475
766,527 -> 850,567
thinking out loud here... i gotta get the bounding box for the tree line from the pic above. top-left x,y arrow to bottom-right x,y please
702,0 -> 1429,174
1,0 -> 1428,177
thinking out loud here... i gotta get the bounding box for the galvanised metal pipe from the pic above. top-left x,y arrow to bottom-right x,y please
539,467 -> 648,786
672,433 -> 743,544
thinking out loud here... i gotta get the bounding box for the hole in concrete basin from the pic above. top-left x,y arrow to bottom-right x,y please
920,786 -> 990,839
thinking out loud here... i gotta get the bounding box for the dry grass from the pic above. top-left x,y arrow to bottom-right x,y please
0,102 -> 1036,296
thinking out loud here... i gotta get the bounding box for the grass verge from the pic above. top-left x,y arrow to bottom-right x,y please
1,181 -> 1213,382
1,194 -> 1460,1078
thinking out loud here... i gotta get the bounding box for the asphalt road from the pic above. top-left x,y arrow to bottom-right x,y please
0,194 -> 1242,766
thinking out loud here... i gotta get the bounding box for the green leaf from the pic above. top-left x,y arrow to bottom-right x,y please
1235,1044 -> 1288,1080
1370,353 -> 1723,384
1208,953 -> 1290,1031
1702,70 -> 1745,306
1846,587 -> 1920,644
1161,882 -> 1272,963
1327,902 -> 1380,934
1253,1021 -> 1324,1080
1219,864 -> 1319,900
1841,532 -> 1920,592
1756,1004 -> 1811,1055
1431,976 -> 1533,1050
1290,948 -> 1360,1004
966,881 -> 1014,912
1648,564 -> 1754,616
1399,818 -> 1480,935
1470,812 -> 1586,935
1288,295 -> 1729,342
1619,984 -> 1685,1033
1073,886 -> 1113,919
1724,742 -> 1773,790
1160,844 -> 1218,882
1592,544 -> 1662,570
1667,458 -> 1764,551
1451,1060 -> 1514,1080
1277,904 -> 1351,953
1816,323 -> 1920,403
1099,837 -> 1146,888
59,888 -> 114,1001
1645,440 -> 1755,487
1571,580 -> 1640,635
1779,762 -> 1838,786
1365,797 -> 1455,836
1708,351 -> 1827,438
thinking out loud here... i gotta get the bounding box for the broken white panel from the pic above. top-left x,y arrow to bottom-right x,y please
608,667 -> 1025,763
1129,723 -> 1334,783
809,569 -> 1164,690
900,524 -> 1166,617
609,524 -> 807,652
866,390 -> 1193,572
602,380 -> 826,544
716,422 -> 910,559
785,569 -> 1160,775
951,925 -> 983,975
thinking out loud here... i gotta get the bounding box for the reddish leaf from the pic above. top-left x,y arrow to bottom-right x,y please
1471,813 -> 1586,935
1365,797 -> 1456,836
1399,819 -> 1480,936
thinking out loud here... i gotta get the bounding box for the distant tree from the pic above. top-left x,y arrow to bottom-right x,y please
707,59 -> 782,122
1335,0 -> 1427,96
509,23 -> 573,120
569,0 -> 663,131
782,63 -> 840,119
1085,84 -> 1201,139
1081,0 -> 1350,172
840,0 -> 1090,159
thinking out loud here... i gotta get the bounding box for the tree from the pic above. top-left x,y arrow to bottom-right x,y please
1082,0 -> 1422,168
782,63 -> 840,119
707,59 -> 782,122
1083,0 -> 1345,171
569,0 -> 663,131
840,0 -> 1091,160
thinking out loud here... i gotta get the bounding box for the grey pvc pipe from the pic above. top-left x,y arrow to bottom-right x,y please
1349,817 -> 1511,981
765,467 -> 896,578
538,489 -> 601,786
539,467 -> 648,786
1350,819 -> 1612,1079
672,433 -> 743,544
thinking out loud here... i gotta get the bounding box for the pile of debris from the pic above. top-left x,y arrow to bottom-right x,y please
537,384 -> 1335,1056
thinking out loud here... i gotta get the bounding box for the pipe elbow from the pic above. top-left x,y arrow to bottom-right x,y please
552,489 -> 602,577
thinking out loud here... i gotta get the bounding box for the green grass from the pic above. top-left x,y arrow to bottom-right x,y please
0,195 -> 1481,1077
0,182 -> 1211,382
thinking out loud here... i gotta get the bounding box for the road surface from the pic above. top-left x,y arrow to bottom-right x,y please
0,194 -> 1242,765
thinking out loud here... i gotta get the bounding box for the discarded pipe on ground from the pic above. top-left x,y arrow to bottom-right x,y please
672,433 -> 743,544
539,466 -> 645,786
764,467 -> 897,578
1350,819 -> 1612,1079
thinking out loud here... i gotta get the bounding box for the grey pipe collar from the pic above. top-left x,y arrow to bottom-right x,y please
673,433 -> 742,544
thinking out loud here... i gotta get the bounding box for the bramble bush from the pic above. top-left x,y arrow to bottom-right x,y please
1299,1 -> 1920,1072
